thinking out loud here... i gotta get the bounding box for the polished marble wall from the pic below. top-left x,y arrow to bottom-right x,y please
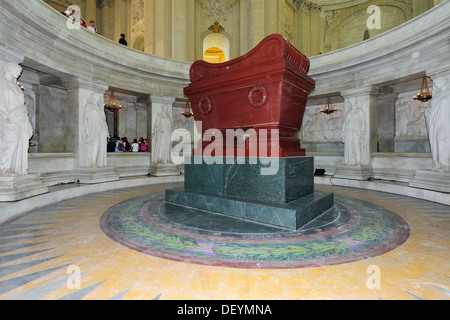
0,0 -> 448,195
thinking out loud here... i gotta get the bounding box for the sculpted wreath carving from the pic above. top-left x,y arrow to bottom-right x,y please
248,86 -> 268,108
198,96 -> 213,115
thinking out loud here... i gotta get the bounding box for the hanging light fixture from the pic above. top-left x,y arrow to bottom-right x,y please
413,76 -> 432,102
104,91 -> 123,111
320,97 -> 338,115
181,101 -> 194,118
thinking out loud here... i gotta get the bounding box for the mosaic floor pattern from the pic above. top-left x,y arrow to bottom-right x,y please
100,192 -> 410,269
0,182 -> 448,300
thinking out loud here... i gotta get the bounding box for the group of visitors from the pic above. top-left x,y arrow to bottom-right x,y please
62,9 -> 129,46
62,9 -> 97,33
107,136 -> 148,153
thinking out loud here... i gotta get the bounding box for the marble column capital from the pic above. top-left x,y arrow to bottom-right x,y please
32,84 -> 67,99
0,49 -> 25,67
62,76 -> 109,93
340,86 -> 380,100
134,102 -> 147,111
150,95 -> 176,106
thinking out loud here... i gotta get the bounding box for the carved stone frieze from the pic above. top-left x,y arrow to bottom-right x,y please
200,0 -> 233,22
292,0 -> 322,14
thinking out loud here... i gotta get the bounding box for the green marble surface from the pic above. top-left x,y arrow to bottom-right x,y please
166,188 -> 334,230
184,156 -> 314,204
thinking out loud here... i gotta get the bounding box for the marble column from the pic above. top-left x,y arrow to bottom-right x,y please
334,86 -> 379,180
249,0 -> 265,49
84,0 -> 97,27
135,102 -> 148,140
377,92 -> 398,152
124,101 -> 137,139
172,0 -> 188,62
114,0 -> 131,45
62,77 -> 119,184
239,0 -> 250,55
149,95 -> 179,176
154,0 -> 171,59
98,0 -> 114,40
143,0 -> 155,54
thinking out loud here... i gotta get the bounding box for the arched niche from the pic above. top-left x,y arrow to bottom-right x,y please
202,32 -> 230,63
132,34 -> 145,52
324,0 -> 413,52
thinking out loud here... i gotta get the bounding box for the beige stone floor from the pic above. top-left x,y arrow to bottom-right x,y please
0,182 -> 448,300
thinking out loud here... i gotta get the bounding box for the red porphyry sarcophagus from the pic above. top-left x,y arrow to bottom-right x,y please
183,34 -> 315,158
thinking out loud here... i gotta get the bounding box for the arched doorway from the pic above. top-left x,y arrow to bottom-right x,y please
203,47 -> 226,63
202,32 -> 230,63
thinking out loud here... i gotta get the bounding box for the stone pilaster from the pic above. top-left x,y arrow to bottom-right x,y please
172,0 -> 188,62
334,86 -> 379,180
135,102 -> 148,140
249,0 -> 265,48
62,77 -> 119,183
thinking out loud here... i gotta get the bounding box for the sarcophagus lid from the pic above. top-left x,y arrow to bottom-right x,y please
184,34 -> 315,133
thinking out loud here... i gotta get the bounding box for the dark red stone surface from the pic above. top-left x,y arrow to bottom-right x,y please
184,34 -> 315,157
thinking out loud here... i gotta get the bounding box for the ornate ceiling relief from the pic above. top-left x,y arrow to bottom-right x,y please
292,0 -> 322,14
131,0 -> 144,26
325,9 -> 344,32
200,0 -> 233,22
130,0 -> 145,52
396,0 -> 413,11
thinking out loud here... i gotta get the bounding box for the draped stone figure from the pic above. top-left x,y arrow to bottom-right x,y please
426,76 -> 450,171
82,93 -> 109,167
0,62 -> 33,176
152,104 -> 173,164
341,97 -> 366,165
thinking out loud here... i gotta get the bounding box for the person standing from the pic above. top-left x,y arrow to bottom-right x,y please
131,139 -> 139,152
87,21 -> 97,33
119,34 -> 127,46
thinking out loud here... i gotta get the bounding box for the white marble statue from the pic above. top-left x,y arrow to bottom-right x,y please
425,76 -> 450,171
82,93 -> 109,167
0,62 -> 33,176
341,97 -> 366,165
152,104 -> 173,164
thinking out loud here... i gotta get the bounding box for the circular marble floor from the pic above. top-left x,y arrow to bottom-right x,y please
0,182 -> 448,300
100,191 -> 410,269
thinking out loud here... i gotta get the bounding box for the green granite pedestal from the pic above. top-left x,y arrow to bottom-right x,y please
165,156 -> 334,230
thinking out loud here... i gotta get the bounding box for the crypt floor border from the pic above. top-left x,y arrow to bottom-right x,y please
0,182 -> 448,300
